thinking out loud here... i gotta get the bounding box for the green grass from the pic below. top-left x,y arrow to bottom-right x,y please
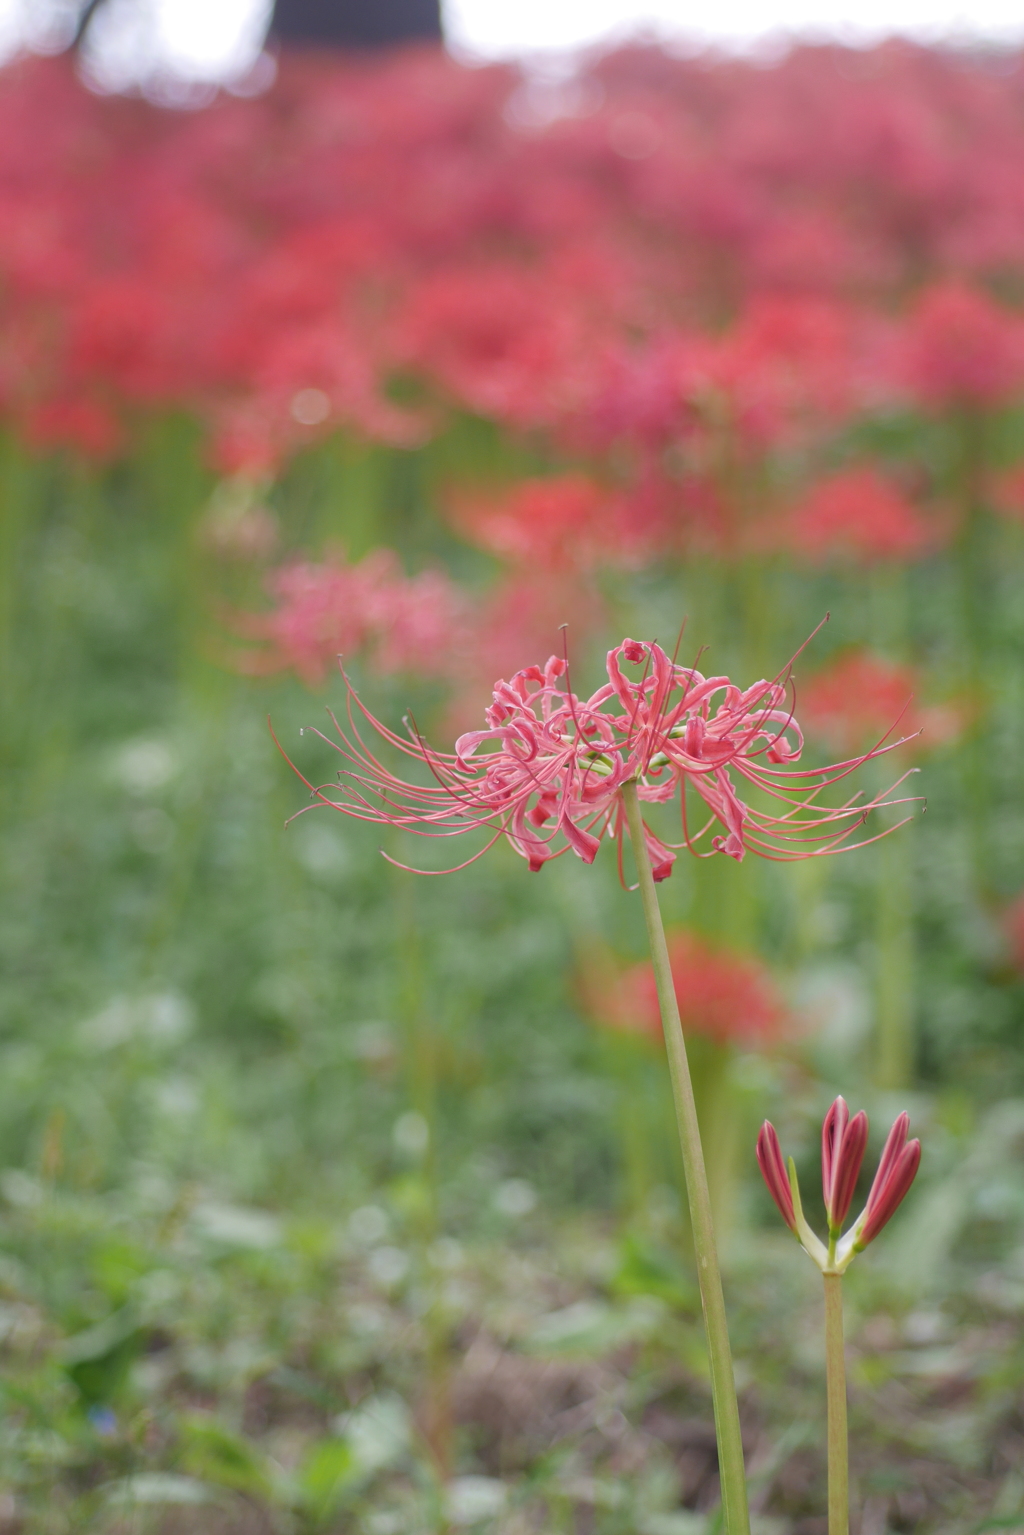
2,420 -> 1024,1529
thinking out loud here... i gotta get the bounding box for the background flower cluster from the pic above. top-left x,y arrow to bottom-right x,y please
4,34 -> 1024,1532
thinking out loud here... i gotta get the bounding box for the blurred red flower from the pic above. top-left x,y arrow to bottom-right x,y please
799,648 -> 966,757
586,930 -> 787,1049
450,473 -> 645,571
898,280 -> 1024,411
392,265 -> 601,432
233,549 -> 465,685
3,45 -> 1024,469
989,464 -> 1024,524
786,467 -> 933,564
683,298 -> 869,451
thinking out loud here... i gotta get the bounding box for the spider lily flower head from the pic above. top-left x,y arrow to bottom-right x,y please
757,1099 -> 921,1273
275,635 -> 918,879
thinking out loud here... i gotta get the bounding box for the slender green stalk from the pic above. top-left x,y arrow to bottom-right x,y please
875,828 -> 914,1090
823,1274 -> 849,1535
952,412 -> 992,892
621,779 -> 750,1535
867,564 -> 915,1090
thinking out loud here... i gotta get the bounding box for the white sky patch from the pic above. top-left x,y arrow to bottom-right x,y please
0,0 -> 1021,85
0,0 -> 272,82
444,0 -> 1024,58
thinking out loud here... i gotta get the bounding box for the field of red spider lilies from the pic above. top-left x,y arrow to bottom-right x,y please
4,35 -> 1024,1533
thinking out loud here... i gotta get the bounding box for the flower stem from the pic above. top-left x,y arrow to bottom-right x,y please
823,1273 -> 849,1535
875,828 -> 914,1090
621,779 -> 749,1535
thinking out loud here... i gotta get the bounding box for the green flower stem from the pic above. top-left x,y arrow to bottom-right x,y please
875,827 -> 915,1090
953,412 -> 991,890
621,779 -> 750,1535
823,1273 -> 849,1535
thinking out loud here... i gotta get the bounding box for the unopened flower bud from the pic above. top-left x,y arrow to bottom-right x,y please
822,1096 -> 868,1232
855,1112 -> 921,1249
757,1121 -> 796,1232
756,1098 -> 921,1275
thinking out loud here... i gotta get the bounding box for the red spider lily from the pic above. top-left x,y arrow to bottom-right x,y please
786,467 -> 933,565
390,264 -> 605,433
9,47 -> 1024,468
799,649 -> 967,760
897,280 -> 1024,412
588,930 -> 787,1048
448,473 -> 645,573
680,298 -> 872,453
233,549 -> 465,686
276,635 -> 917,878
757,1098 -> 921,1270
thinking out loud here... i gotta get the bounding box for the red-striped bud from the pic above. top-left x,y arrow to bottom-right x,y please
822,1096 -> 868,1231
857,1112 -> 921,1248
757,1120 -> 796,1232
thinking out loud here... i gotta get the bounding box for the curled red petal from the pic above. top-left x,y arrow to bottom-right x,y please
560,813 -> 602,865
643,822 -> 677,882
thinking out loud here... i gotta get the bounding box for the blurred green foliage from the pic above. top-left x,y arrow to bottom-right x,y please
2,419 -> 1024,1530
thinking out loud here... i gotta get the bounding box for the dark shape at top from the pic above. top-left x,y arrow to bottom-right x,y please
269,0 -> 443,47
68,0 -> 443,53
72,0 -> 107,46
